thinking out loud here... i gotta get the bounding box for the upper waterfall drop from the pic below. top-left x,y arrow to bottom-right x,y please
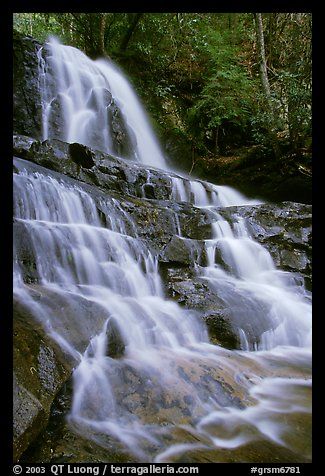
38,36 -> 261,207
39,36 -> 168,170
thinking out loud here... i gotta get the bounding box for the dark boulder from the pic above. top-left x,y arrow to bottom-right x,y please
13,31 -> 43,139
69,143 -> 95,169
13,299 -> 72,461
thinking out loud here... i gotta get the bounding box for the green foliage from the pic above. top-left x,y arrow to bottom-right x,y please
13,13 -> 68,43
260,13 -> 312,152
190,67 -> 255,129
187,26 -> 258,152
275,70 -> 312,142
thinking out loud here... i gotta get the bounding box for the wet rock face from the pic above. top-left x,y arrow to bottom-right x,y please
13,137 -> 312,351
218,204 -> 312,290
13,135 -> 312,460
13,31 -> 43,139
250,203 -> 312,282
13,299 -> 72,461
69,143 -> 95,169
160,266 -> 240,349
109,105 -> 138,159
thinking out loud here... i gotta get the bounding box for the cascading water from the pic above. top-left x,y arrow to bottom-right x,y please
13,37 -> 312,463
38,36 -> 168,169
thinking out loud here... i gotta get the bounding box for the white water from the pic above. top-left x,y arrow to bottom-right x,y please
39,37 -> 167,169
13,38 -> 312,462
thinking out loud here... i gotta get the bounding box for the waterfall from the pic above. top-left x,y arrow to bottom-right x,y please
13,37 -> 312,463
39,36 -> 168,169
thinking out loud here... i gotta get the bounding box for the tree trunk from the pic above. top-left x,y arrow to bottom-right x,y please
99,13 -> 107,56
254,13 -> 281,159
215,126 -> 220,157
119,13 -> 143,52
29,13 -> 33,35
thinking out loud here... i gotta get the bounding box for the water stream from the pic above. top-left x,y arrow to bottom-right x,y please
13,38 -> 312,462
38,36 -> 167,169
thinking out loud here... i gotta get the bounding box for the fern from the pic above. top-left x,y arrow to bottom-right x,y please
188,25 -> 258,139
